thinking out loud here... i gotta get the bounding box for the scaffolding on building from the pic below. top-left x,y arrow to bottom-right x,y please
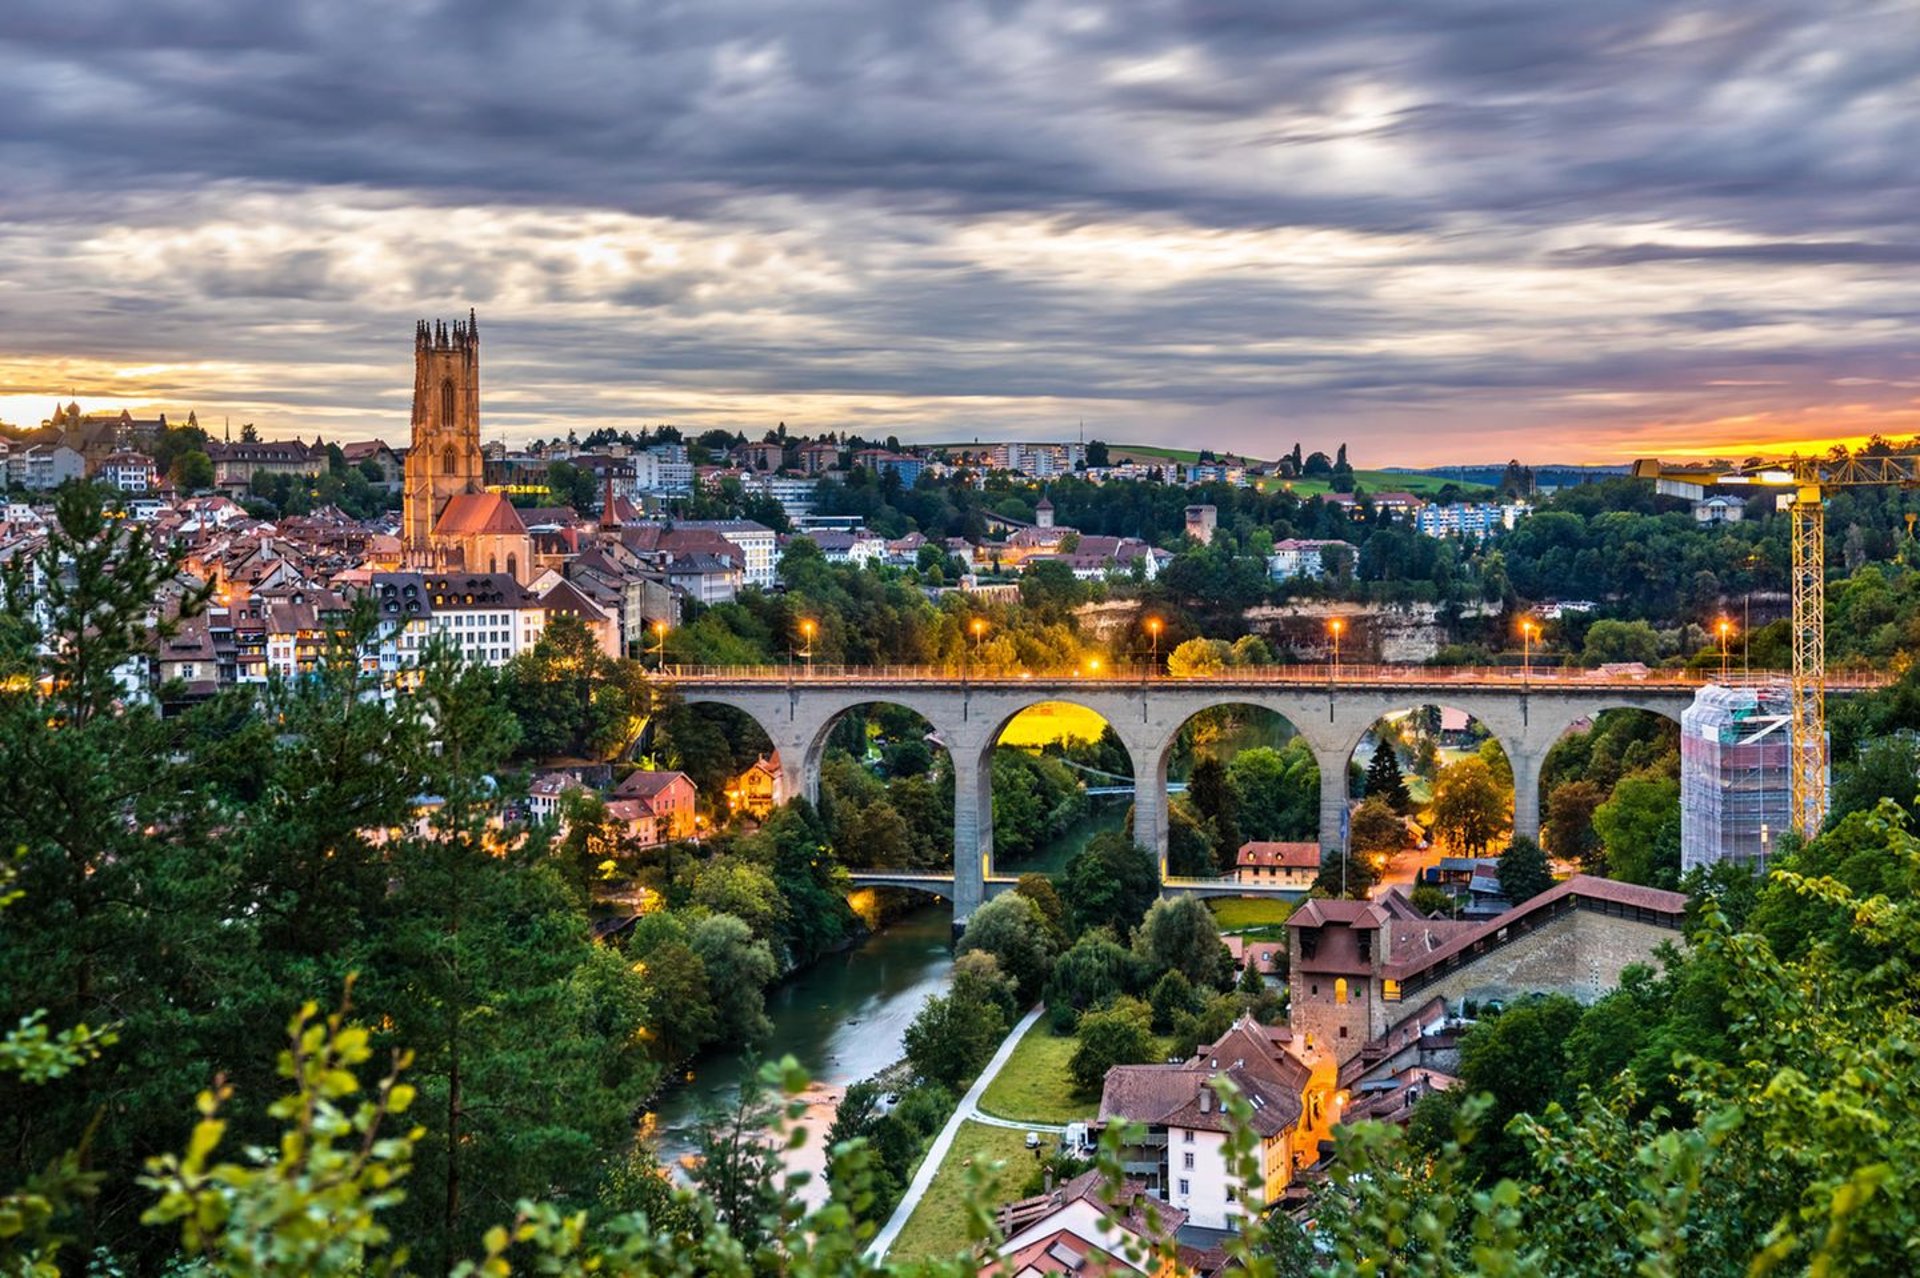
1680,683 -> 1798,875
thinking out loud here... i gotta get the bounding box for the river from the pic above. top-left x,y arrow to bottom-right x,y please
647,903 -> 957,1166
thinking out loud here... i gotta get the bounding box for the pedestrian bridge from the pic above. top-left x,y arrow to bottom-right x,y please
843,869 -> 1308,906
668,664 -> 1881,925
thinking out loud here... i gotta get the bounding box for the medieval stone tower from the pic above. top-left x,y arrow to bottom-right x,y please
402,310 -> 485,555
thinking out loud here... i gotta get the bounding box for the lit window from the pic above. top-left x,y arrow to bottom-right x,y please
1335,978 -> 1348,1005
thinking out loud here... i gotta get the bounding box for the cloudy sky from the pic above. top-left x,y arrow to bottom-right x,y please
2,0 -> 1917,464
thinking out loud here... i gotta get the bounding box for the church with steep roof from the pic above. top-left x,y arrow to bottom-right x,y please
402,312 -> 531,582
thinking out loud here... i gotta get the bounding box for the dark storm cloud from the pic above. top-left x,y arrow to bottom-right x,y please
0,0 -> 1917,459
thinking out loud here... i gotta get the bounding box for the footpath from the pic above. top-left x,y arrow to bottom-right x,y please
865,1003 -> 1047,1260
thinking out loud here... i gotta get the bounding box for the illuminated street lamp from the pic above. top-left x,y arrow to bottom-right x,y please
1717,618 -> 1733,682
971,617 -> 987,656
1521,619 -> 1537,683
800,619 -> 817,677
1087,657 -> 1102,677
1328,618 -> 1344,681
1146,616 -> 1162,676
651,619 -> 668,671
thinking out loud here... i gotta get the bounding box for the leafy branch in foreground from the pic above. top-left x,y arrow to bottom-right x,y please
140,982 -> 421,1278
0,849 -> 118,1277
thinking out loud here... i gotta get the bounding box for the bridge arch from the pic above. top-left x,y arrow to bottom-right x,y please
1335,702 -> 1518,877
802,700 -> 955,878
1141,701 -> 1322,880
1533,706 -> 1683,871
979,698 -> 1139,879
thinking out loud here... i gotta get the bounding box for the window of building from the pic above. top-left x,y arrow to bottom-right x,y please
1383,978 -> 1401,1002
442,444 -> 456,475
1183,1130 -> 1194,1143
1335,978 -> 1348,1005
1183,1152 -> 1194,1170
1339,1026 -> 1348,1038
1177,1179 -> 1189,1197
441,379 -> 455,425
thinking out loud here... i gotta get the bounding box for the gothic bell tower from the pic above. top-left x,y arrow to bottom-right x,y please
403,310 -> 485,556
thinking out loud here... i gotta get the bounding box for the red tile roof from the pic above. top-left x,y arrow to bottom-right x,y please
1381,874 -> 1687,983
432,493 -> 527,537
1237,841 -> 1320,869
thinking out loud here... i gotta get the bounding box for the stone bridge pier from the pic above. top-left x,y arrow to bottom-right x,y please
676,677 -> 1694,926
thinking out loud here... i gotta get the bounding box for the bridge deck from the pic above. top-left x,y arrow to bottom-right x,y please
662,663 -> 1886,691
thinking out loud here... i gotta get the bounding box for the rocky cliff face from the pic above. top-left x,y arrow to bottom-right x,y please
1071,598 -> 1499,663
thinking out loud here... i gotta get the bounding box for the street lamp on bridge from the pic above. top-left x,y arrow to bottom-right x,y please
651,619 -> 668,671
799,618 -> 817,677
1718,618 -> 1734,683
1328,618 -> 1344,682
1146,616 -> 1162,676
1521,618 -> 1537,684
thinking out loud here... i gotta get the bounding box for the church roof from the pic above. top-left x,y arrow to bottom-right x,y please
433,492 -> 527,537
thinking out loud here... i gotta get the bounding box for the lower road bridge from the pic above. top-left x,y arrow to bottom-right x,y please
843,870 -> 1307,911
671,665 -> 1883,928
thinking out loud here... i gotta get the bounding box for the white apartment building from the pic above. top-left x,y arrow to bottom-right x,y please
1267,538 -> 1356,581
365,572 -> 547,677
631,443 -> 693,495
674,519 -> 778,588
100,451 -> 159,493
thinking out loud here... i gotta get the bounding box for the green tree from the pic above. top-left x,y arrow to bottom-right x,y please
1062,832 -> 1160,939
1496,835 -> 1554,905
1043,932 -> 1139,1032
1148,969 -> 1200,1034
1581,618 -> 1661,666
689,913 -> 779,1043
1456,993 -> 1584,1180
1186,754 -> 1242,873
170,448 -> 215,492
1227,740 -> 1320,841
1166,637 -> 1228,678
1432,756 -> 1508,856
1069,997 -> 1156,1094
956,893 -> 1057,1004
1593,774 -> 1681,886
1544,778 -> 1606,866
903,989 -> 1007,1090
1132,896 -> 1230,990
1311,851 -> 1378,899
503,614 -> 655,760
1349,795 -> 1404,856
1364,740 -> 1411,813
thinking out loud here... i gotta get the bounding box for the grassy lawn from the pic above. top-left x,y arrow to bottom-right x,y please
1208,897 -> 1297,931
889,1122 -> 1036,1260
1256,468 -> 1496,498
978,1018 -> 1096,1125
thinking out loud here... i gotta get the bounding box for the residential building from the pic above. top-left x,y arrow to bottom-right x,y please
17,444 -> 85,490
1267,538 -> 1356,581
1233,841 -> 1320,889
673,519 -> 778,589
1414,501 -> 1532,539
797,441 -> 842,474
852,449 -> 925,485
340,440 -> 404,489
206,439 -> 325,491
99,450 -> 159,493
362,571 -> 546,676
989,1170 -> 1208,1277
729,755 -> 785,818
1692,495 -> 1744,524
1099,1017 -> 1339,1231
611,769 -> 698,842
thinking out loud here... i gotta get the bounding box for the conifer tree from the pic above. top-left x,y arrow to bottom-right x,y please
1364,739 -> 1411,814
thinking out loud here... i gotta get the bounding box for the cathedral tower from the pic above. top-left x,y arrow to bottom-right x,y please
403,310 -> 485,554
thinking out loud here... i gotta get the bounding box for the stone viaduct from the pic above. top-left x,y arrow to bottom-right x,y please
673,669 -> 1701,925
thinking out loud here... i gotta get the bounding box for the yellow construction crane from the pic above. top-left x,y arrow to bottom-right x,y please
1633,454 -> 1920,837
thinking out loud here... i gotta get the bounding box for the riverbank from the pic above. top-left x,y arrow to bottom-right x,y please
645,902 -> 956,1172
